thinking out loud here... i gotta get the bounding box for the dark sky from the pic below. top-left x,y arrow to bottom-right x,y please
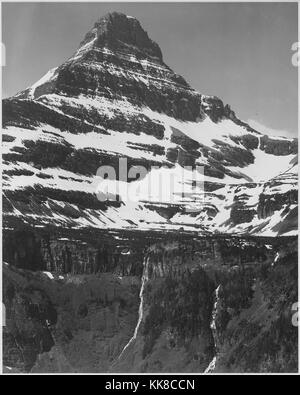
2,2 -> 298,137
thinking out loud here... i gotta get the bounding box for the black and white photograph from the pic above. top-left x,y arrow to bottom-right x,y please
0,1 -> 299,376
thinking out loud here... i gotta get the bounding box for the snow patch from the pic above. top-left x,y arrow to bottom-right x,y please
43,272 -> 55,280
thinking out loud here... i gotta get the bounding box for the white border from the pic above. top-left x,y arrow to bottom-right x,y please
0,0 -> 299,376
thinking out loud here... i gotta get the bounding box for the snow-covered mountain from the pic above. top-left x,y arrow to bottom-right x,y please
2,12 -> 298,237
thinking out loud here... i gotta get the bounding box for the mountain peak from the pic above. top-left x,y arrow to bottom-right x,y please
79,12 -> 163,61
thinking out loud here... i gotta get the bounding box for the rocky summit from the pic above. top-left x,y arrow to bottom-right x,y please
2,13 -> 298,373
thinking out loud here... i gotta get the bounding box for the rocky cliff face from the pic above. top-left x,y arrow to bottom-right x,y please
4,235 -> 296,373
2,228 -> 147,275
112,237 -> 298,373
3,263 -> 141,373
2,12 -> 298,374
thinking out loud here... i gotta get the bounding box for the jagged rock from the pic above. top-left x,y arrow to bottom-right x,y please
260,135 -> 298,156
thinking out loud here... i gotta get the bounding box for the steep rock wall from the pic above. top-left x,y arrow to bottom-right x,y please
113,237 -> 298,373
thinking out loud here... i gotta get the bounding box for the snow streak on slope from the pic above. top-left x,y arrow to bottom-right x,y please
144,107 -> 250,149
229,149 -> 295,182
204,284 -> 221,374
117,256 -> 149,361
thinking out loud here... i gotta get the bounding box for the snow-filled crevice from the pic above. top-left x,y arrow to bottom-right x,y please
116,255 -> 150,362
204,284 -> 221,374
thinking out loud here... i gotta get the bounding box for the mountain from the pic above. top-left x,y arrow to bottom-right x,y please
2,12 -> 298,374
3,12 -> 297,240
